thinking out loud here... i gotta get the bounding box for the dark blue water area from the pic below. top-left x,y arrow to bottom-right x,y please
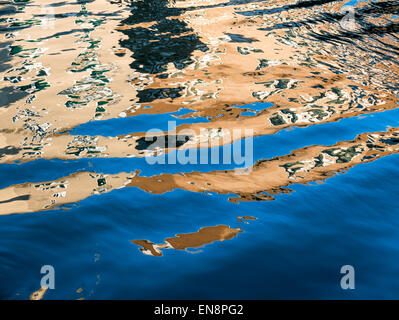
0,151 -> 398,299
0,107 -> 398,189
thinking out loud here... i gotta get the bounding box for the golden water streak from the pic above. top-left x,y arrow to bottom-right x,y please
1,127 -> 397,215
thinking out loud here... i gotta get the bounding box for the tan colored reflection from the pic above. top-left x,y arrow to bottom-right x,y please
1,0 -> 398,165
1,127 -> 397,215
0,171 -> 134,215
30,286 -> 47,300
237,216 -> 257,224
127,127 -> 399,202
132,225 -> 243,256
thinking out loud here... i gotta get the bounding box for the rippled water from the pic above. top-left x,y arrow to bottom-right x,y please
0,0 -> 398,299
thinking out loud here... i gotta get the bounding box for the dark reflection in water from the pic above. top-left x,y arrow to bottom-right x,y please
136,86 -> 185,103
118,0 -> 208,75
309,2 -> 399,48
257,0 -> 399,63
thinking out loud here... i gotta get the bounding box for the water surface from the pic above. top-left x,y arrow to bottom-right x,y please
0,0 -> 398,299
